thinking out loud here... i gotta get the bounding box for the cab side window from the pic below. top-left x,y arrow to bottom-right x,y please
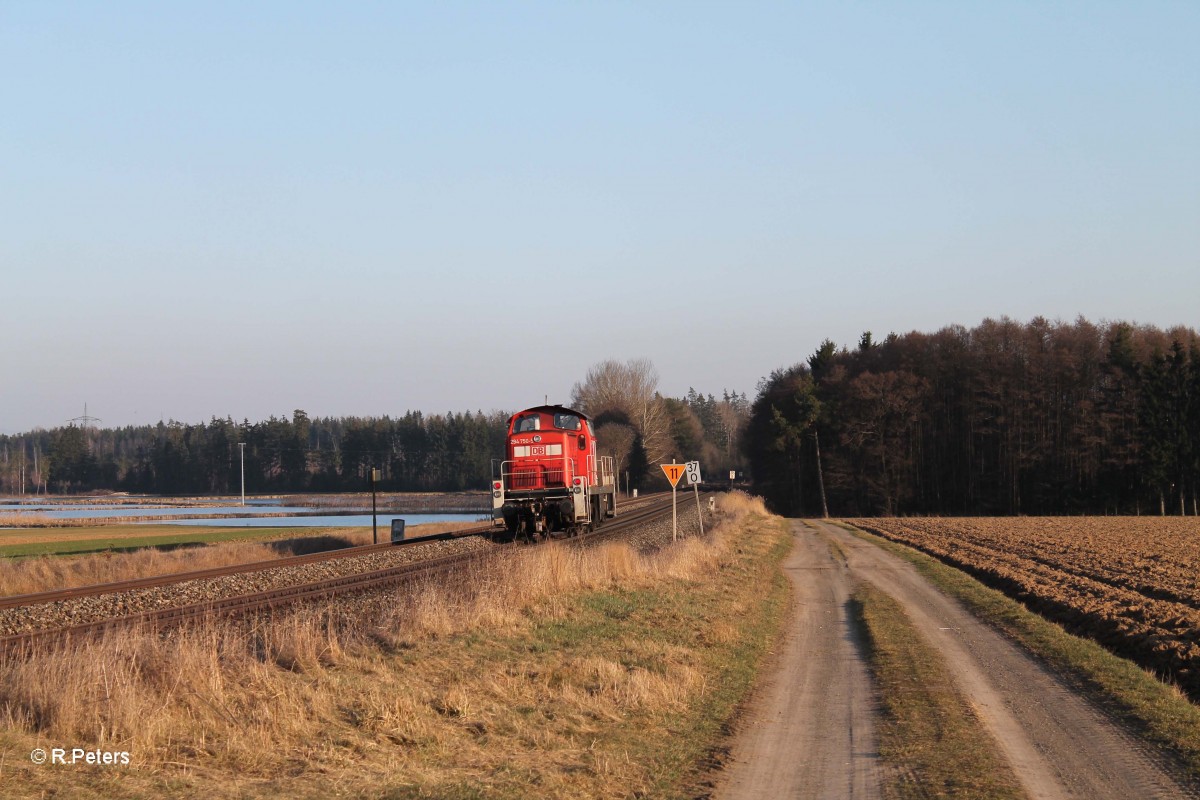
553,413 -> 581,431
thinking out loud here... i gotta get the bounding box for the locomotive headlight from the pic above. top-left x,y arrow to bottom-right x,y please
573,486 -> 581,494
493,490 -> 502,498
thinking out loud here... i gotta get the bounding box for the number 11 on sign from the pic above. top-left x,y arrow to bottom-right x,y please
661,463 -> 686,542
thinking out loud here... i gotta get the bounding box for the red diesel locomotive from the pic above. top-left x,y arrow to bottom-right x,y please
491,405 -> 616,540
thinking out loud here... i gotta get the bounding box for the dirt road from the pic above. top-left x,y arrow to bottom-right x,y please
715,520 -> 1196,800
715,520 -> 882,799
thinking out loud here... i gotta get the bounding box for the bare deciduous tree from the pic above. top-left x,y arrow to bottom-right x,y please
571,358 -> 671,466
595,422 -> 635,478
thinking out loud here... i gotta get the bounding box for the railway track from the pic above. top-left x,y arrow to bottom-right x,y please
0,525 -> 491,613
0,492 -> 694,651
0,492 -> 667,613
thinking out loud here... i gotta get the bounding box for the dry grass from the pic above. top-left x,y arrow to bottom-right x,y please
0,513 -> 56,527
374,500 -> 759,646
852,582 -> 1024,799
0,521 -> 477,597
1,495 -> 209,506
0,492 -> 782,799
295,492 -> 488,510
0,510 -> 255,528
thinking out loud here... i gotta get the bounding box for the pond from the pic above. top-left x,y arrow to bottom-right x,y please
0,501 -> 487,528
4,505 -> 317,519
150,513 -> 485,527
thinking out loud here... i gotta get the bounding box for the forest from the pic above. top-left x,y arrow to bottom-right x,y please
0,377 -> 749,497
7,316 -> 1197,517
744,317 -> 1200,517
0,411 -> 510,495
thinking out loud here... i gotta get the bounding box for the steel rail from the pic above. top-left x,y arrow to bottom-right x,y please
2,548 -> 489,651
0,526 -> 499,611
0,492 -> 695,652
0,493 -> 670,611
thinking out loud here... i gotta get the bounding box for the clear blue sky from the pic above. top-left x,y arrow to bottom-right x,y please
2,2 -> 1197,433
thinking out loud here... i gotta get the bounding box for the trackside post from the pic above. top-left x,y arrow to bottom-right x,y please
370,467 -> 381,544
686,460 -> 704,536
661,463 -> 686,542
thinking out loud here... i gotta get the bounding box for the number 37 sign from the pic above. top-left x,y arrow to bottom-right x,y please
660,461 -> 705,542
661,461 -> 703,488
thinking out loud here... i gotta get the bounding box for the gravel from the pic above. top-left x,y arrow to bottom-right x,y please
0,536 -> 494,636
0,493 -> 713,637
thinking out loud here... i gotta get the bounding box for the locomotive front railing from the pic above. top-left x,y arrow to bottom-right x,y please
591,455 -> 615,488
495,456 -> 576,492
495,454 -> 614,494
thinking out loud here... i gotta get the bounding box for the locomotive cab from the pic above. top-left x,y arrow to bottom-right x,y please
491,405 -> 616,541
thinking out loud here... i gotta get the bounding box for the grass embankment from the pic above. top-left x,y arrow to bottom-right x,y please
0,525 -> 351,559
0,512 -> 327,529
844,523 -> 1200,782
851,582 -> 1024,800
0,522 -> 478,596
0,493 -> 791,799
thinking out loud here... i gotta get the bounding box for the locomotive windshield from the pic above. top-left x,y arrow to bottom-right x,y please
513,415 -> 540,432
553,413 -> 582,430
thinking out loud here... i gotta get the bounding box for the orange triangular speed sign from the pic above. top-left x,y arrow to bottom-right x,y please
661,463 -> 686,488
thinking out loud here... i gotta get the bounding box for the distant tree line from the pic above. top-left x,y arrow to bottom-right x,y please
0,411 -> 510,495
744,317 -> 1200,517
28,312 -> 1196,516
0,376 -> 751,495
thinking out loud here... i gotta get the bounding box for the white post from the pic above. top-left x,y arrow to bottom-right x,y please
693,481 -> 704,537
238,442 -> 246,506
672,483 -> 678,543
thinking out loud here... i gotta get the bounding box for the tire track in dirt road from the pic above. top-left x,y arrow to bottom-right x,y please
715,520 -> 882,799
716,520 -> 1197,800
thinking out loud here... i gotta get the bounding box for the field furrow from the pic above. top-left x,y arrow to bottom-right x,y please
847,517 -> 1200,698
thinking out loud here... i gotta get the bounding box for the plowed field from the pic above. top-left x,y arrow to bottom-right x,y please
846,517 -> 1200,698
